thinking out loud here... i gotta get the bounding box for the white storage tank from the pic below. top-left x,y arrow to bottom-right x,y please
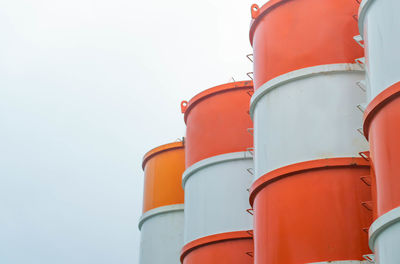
138,205 -> 184,264
250,64 -> 369,180
358,0 -> 400,101
182,152 -> 253,244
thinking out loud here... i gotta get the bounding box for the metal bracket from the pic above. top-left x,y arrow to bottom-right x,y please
363,254 -> 375,263
247,89 -> 254,97
181,101 -> 188,113
247,72 -> 254,80
354,35 -> 365,48
361,201 -> 373,211
357,104 -> 366,113
176,137 -> 185,143
245,251 -> 254,258
360,175 -> 372,186
359,151 -> 370,161
246,168 -> 255,175
251,4 -> 260,19
246,147 -> 254,157
355,57 -> 366,69
246,54 -> 254,62
356,80 -> 367,92
246,208 -> 254,215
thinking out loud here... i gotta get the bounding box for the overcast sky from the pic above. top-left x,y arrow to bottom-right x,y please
0,0 -> 256,263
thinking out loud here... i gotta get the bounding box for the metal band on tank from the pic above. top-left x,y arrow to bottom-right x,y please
249,63 -> 364,119
180,230 -> 253,263
182,151 -> 253,188
369,206 -> 400,250
138,204 -> 184,230
358,0 -> 375,38
308,261 -> 369,264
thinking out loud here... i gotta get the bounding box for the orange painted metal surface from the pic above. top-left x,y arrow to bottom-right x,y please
249,0 -> 363,89
364,82 -> 400,217
181,81 -> 253,167
249,158 -> 372,264
141,141 -> 185,213
180,231 -> 253,264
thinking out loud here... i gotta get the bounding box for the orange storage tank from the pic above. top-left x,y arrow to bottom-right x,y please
142,141 -> 185,213
249,158 -> 372,264
363,82 -> 400,217
180,231 -> 253,264
181,81 -> 253,168
249,0 -> 363,89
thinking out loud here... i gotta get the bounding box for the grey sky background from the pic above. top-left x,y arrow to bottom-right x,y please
0,0 -> 256,263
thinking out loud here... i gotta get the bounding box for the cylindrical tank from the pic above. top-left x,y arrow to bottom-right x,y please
181,81 -> 253,168
363,84 -> 400,264
249,158 -> 372,264
369,207 -> 400,264
363,84 -> 400,217
358,0 -> 400,101
359,1 -> 400,262
139,141 -> 185,264
250,64 -> 369,179
180,231 -> 253,264
250,0 -> 362,89
182,152 -> 253,244
141,141 -> 185,213
139,205 -> 184,264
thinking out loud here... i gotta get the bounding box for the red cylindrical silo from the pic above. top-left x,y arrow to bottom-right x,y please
139,141 -> 185,264
358,1 -> 400,262
363,84 -> 400,217
181,81 -> 253,167
250,0 -> 363,89
250,158 -> 372,264
181,82 -> 254,264
362,55 -> 400,264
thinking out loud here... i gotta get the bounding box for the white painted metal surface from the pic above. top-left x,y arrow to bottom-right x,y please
250,64 -> 369,180
138,204 -> 184,264
369,206 -> 400,264
182,151 -> 253,244
359,0 -> 400,101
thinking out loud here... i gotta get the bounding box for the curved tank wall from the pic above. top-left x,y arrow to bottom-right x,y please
138,204 -> 184,264
363,84 -> 400,264
359,1 -> 400,263
358,0 -> 400,101
142,141 -> 185,213
250,0 -> 363,89
180,231 -> 253,264
181,81 -> 253,168
250,158 -> 372,264
250,64 -> 369,180
369,207 -> 400,264
182,152 -> 253,244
